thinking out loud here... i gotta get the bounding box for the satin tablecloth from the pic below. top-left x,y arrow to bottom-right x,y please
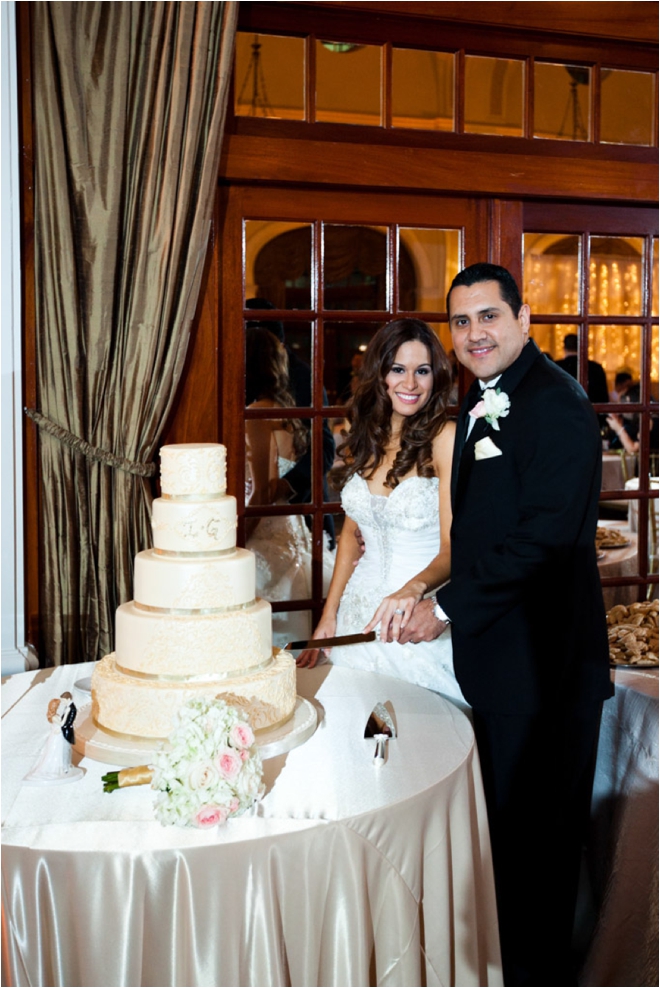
2,663 -> 502,988
582,668 -> 659,987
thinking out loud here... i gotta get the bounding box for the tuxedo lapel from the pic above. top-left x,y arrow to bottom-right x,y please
451,379 -> 482,504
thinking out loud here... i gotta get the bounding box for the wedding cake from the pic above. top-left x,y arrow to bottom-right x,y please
92,444 -> 297,739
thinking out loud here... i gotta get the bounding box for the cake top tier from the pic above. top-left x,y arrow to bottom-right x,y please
160,444 -> 227,497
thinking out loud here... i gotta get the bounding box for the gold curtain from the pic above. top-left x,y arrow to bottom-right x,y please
30,2 -> 238,665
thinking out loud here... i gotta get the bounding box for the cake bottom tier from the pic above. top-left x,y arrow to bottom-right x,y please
92,649 -> 296,739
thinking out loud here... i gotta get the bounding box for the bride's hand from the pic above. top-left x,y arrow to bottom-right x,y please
296,615 -> 337,668
364,584 -> 425,643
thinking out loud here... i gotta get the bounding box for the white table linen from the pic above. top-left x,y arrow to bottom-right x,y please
596,520 -> 639,610
582,668 -> 658,987
2,663 -> 502,988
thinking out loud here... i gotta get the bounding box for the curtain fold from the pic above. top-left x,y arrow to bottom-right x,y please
31,2 -> 238,665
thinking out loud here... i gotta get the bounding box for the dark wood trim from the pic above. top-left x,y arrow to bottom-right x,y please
229,116 -> 658,164
221,134 -> 658,202
238,3 -> 659,59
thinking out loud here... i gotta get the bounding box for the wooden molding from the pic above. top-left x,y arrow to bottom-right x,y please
221,134 -> 658,203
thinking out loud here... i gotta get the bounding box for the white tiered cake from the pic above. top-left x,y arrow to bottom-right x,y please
92,444 -> 297,740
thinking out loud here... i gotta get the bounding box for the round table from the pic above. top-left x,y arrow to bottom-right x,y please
596,521 -> 639,610
2,663 -> 502,988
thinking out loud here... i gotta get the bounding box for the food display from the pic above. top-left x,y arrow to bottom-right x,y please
607,600 -> 659,667
596,526 -> 630,550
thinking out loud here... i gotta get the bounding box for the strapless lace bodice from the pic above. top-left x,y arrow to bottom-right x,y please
332,473 -> 465,706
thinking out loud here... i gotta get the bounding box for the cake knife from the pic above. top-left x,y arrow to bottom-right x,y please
285,631 -> 377,650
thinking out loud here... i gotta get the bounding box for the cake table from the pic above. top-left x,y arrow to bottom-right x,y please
2,662 -> 502,988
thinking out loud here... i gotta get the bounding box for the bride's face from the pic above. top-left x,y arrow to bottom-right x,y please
384,340 -> 433,422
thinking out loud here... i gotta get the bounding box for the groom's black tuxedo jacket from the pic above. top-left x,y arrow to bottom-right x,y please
437,339 -> 612,716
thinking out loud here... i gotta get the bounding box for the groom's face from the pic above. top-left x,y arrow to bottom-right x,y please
448,280 -> 530,383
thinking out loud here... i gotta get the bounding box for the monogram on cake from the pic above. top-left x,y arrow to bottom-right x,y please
92,444 -> 297,740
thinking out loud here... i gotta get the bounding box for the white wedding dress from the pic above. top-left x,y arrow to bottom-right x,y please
248,456 -> 335,649
331,473 -> 466,705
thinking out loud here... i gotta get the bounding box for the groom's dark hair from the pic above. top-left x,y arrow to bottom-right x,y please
447,263 -> 523,317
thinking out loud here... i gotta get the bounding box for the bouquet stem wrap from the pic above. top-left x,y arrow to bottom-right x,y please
103,766 -> 153,792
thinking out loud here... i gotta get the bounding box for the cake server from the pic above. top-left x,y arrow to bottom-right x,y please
285,631 -> 377,650
364,702 -> 397,766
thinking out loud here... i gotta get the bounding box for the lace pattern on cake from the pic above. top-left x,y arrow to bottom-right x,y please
143,613 -> 265,672
160,446 -> 226,496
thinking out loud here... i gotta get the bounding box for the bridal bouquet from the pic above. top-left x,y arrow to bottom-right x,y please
102,697 -> 265,829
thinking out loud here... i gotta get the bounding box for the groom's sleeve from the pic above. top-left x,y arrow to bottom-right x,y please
436,382 -> 601,638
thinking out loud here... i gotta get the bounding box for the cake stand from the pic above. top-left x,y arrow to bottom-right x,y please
72,694 -> 318,767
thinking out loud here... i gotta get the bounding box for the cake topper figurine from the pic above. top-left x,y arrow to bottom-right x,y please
23,692 -> 85,785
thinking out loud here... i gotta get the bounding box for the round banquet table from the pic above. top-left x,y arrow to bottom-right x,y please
1,662 -> 502,988
596,520 -> 639,610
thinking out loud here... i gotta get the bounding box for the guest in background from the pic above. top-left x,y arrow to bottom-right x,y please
246,298 -> 336,548
610,370 -> 633,403
556,333 -> 610,405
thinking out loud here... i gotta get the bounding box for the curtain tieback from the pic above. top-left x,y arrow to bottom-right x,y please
25,408 -> 156,477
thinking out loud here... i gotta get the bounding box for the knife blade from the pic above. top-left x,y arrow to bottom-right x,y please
285,631 -> 377,650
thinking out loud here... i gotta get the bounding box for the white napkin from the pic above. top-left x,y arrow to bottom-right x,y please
474,436 -> 503,460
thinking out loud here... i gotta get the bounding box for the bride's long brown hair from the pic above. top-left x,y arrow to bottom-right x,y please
332,319 -> 452,490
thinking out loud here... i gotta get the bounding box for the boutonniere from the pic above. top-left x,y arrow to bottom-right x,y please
469,388 -> 511,431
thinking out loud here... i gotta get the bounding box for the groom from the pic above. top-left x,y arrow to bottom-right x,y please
402,264 -> 612,986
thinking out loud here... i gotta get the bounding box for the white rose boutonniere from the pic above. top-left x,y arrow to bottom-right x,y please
469,388 -> 511,431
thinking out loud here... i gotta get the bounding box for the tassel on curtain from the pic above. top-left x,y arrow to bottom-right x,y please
29,2 -> 238,665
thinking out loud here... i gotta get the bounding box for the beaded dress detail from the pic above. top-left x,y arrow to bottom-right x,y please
332,474 -> 465,703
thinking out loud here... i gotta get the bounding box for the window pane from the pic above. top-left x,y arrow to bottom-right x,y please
529,324 -> 579,362
534,63 -> 591,141
245,221 -> 312,310
323,321 -> 383,405
465,56 -> 524,136
323,225 -> 388,310
316,41 -> 382,126
601,69 -> 655,146
235,33 -> 305,120
399,228 -> 461,312
245,321 -> 312,409
589,237 -> 644,316
392,48 -> 454,131
426,322 -> 458,404
653,239 -> 659,318
652,325 -> 659,399
245,418 -> 311,505
523,234 -> 580,315
589,325 -> 643,399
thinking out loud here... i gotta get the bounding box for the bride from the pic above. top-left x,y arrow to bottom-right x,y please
297,318 -> 465,706
245,327 -> 334,648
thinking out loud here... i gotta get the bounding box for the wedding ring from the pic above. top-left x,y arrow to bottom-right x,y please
394,608 -> 404,615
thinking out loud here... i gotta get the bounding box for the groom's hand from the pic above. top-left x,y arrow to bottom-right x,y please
398,597 -> 447,644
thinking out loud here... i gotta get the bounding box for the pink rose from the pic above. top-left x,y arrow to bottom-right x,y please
239,749 -> 249,762
229,797 -> 240,814
216,748 -> 242,781
469,399 -> 486,419
230,723 -> 255,749
193,804 -> 228,829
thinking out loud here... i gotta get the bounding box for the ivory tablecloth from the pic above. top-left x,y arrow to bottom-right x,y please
1,663 -> 502,988
582,668 -> 659,987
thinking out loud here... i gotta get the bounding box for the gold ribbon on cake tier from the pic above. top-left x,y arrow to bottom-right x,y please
133,599 -> 257,615
160,492 -> 226,501
114,655 -> 274,681
153,547 -> 237,558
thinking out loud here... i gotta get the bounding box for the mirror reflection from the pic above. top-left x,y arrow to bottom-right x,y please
399,228 -> 461,312
323,225 -> 388,310
245,221 -> 312,309
234,33 -> 305,120
323,321 -> 382,405
464,55 -> 524,137
600,69 -> 655,146
534,62 -> 591,141
315,41 -> 382,126
392,48 -> 454,131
